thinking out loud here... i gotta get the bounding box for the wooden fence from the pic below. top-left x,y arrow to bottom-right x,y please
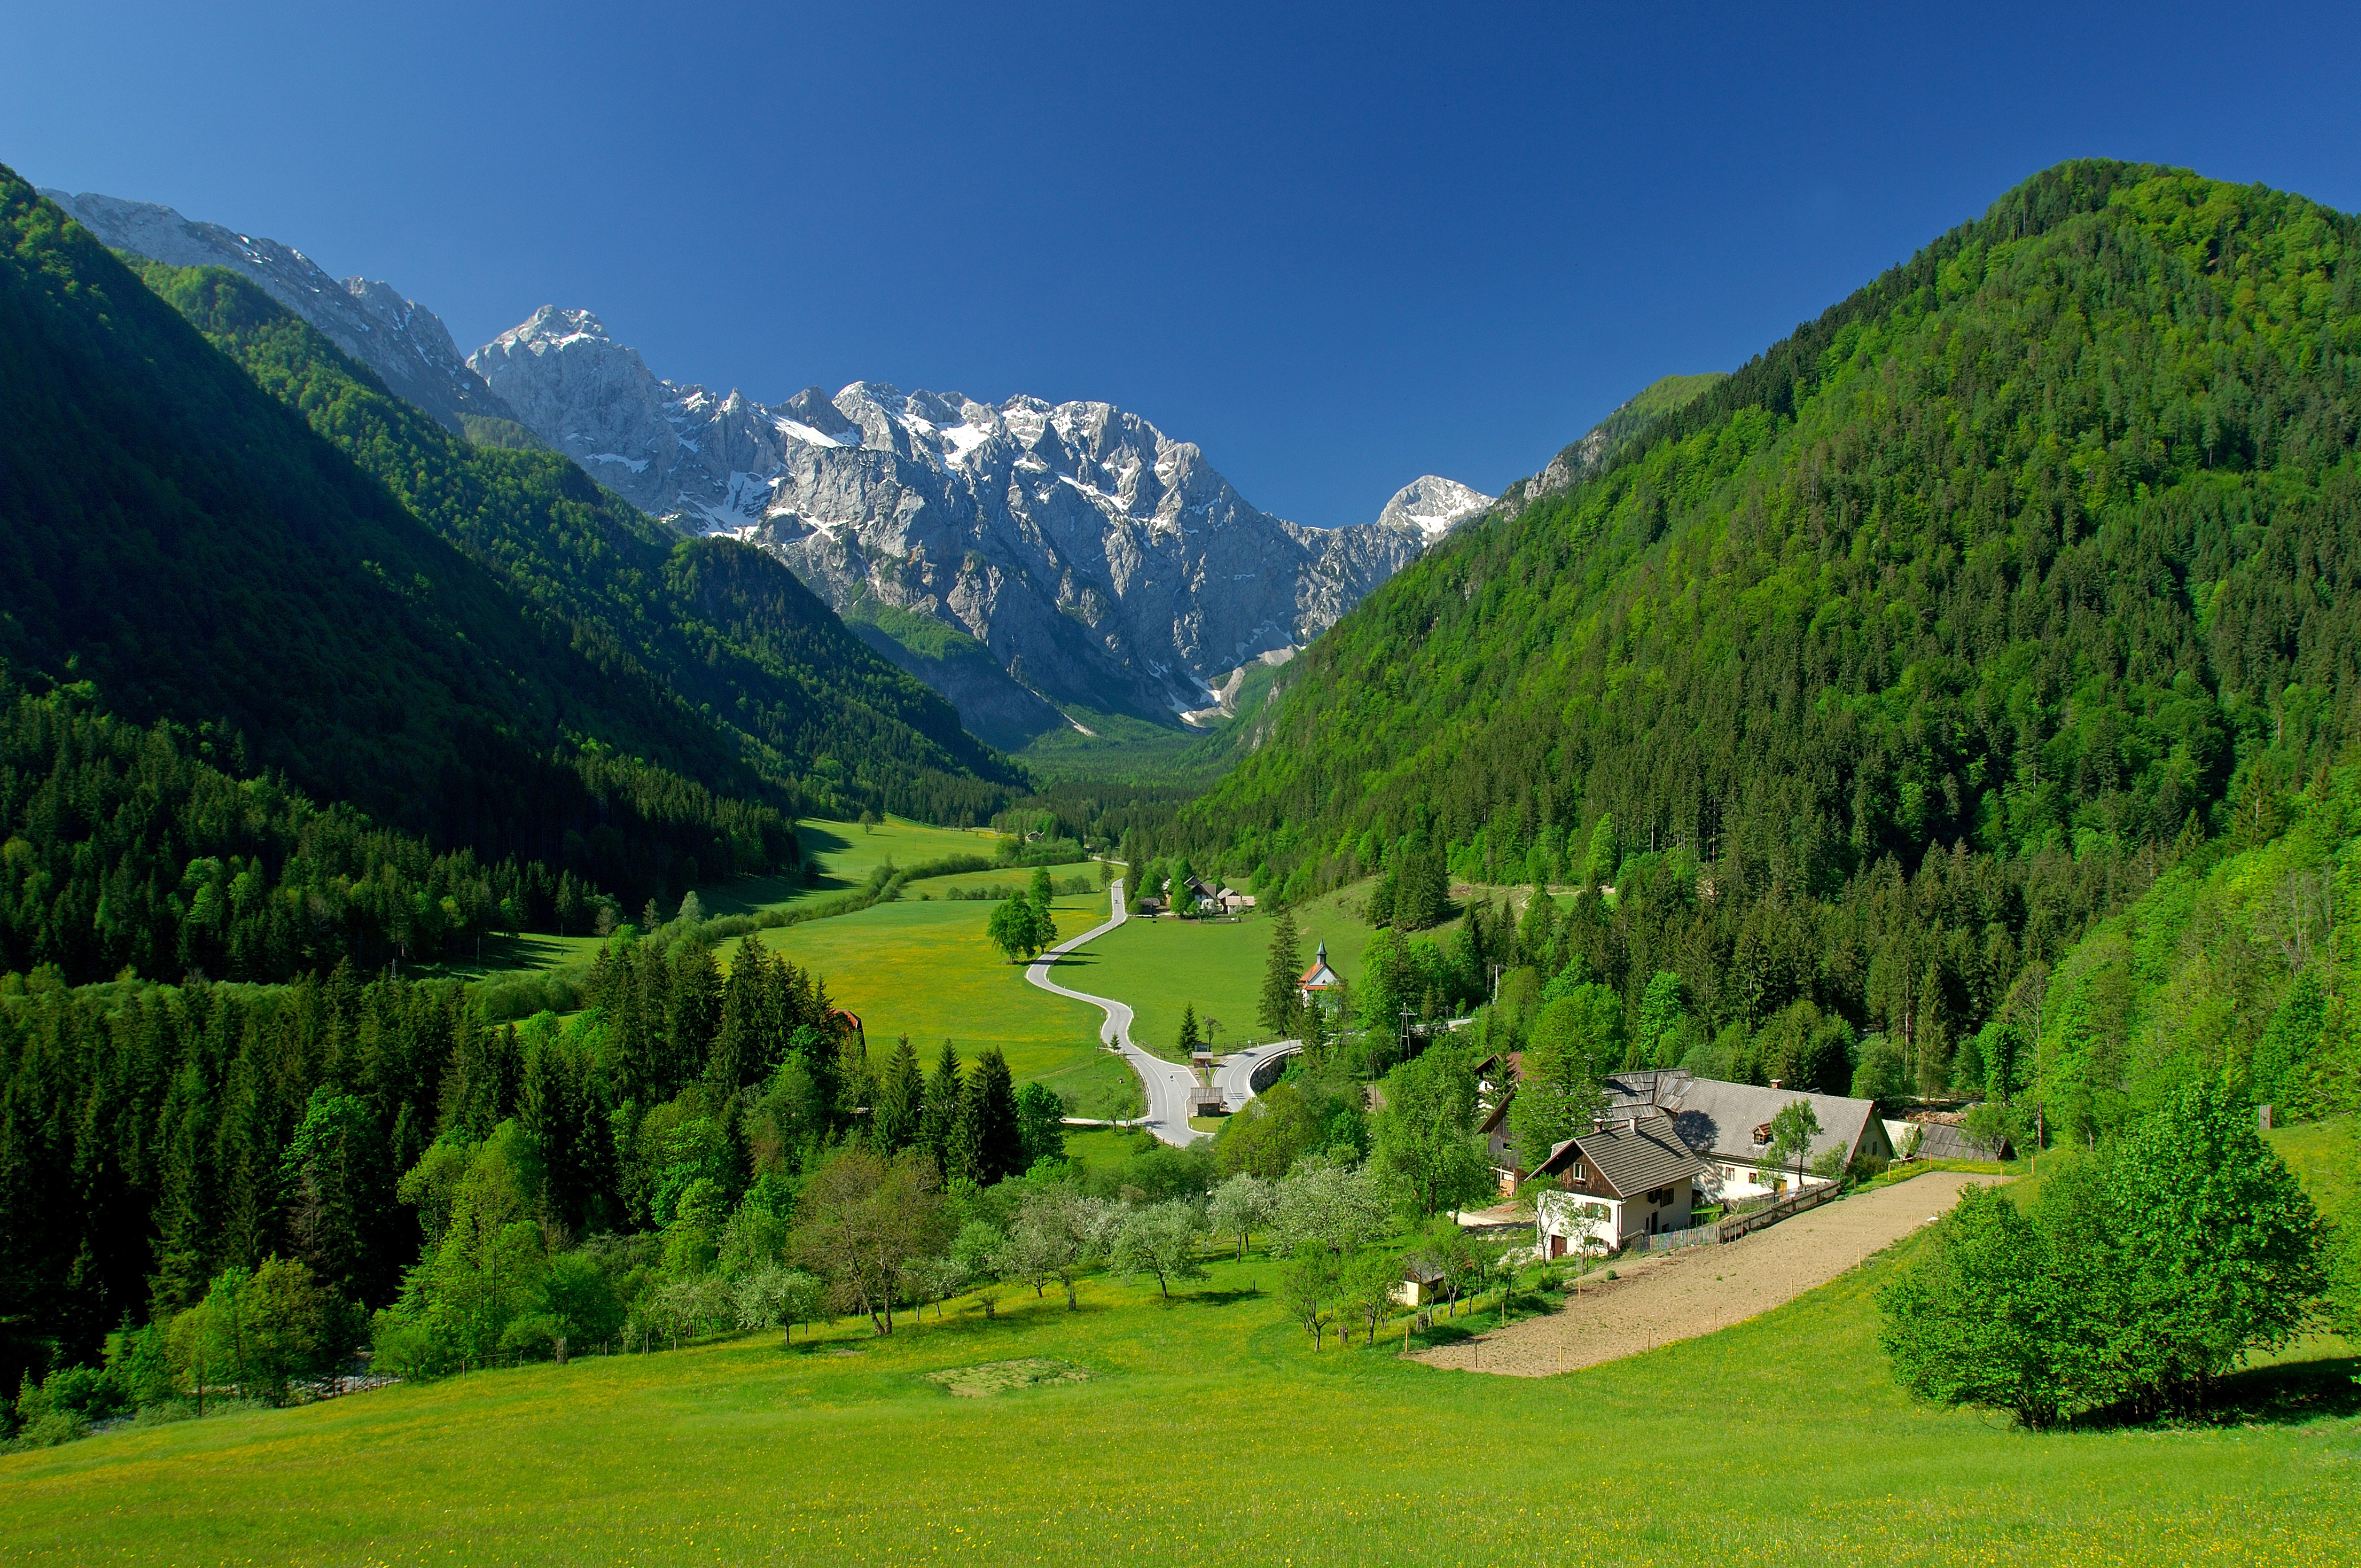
1635,1221 -> 1719,1253
1715,1180 -> 1837,1243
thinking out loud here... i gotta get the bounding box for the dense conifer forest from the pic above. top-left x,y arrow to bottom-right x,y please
0,687 -> 728,984
1180,162 -> 2361,1135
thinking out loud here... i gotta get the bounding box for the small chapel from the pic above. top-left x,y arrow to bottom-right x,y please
1298,941 -> 1343,1009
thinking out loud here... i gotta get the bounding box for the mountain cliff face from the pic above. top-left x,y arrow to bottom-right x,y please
472,307 -> 1489,744
40,190 -> 517,435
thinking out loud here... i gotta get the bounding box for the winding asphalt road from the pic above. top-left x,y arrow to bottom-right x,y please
1025,878 -> 1208,1148
1212,1040 -> 1301,1105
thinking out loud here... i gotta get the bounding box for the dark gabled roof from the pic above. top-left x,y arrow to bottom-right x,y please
1537,1113 -> 1703,1197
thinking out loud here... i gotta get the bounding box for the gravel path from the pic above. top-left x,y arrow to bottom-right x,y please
1415,1171 -> 2001,1377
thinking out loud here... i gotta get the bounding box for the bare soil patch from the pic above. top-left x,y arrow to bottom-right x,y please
920,1358 -> 1093,1397
1416,1170 -> 2001,1378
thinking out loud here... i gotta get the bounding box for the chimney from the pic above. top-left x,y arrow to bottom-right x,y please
1624,1115 -> 1639,1134
1769,1079 -> 1783,1090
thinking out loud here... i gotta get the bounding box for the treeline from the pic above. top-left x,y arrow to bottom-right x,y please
0,921 -> 1089,1390
0,686 -> 797,984
1165,163 -> 2361,1139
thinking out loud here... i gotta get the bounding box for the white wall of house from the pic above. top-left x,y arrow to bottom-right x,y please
1535,1179 -> 1695,1256
1536,1191 -> 1622,1259
1697,1160 -> 1825,1204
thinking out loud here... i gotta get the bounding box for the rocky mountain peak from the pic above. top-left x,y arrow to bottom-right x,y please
40,189 -> 516,435
1376,475 -> 1493,540
472,307 -> 1492,746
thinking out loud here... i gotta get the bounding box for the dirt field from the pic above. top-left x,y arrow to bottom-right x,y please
1416,1170 -> 2001,1377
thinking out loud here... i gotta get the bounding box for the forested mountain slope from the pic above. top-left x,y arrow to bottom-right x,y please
1490,371 -> 1728,516
2032,756 -> 2359,1141
126,260 -> 1015,823
1184,161 -> 2361,1121
0,169 -> 802,913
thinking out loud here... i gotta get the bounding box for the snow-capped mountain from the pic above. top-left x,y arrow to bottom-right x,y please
42,191 -> 517,435
1374,475 -> 1493,540
472,307 -> 1489,745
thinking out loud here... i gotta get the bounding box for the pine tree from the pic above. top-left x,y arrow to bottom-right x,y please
712,936 -> 772,1091
955,1047 -> 1026,1185
667,942 -> 721,1087
148,1050 -> 214,1316
1177,1004 -> 1202,1055
919,1041 -> 963,1175
1259,909 -> 1302,1036
874,1035 -> 925,1152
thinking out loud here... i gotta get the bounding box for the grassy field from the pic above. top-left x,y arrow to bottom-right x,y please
2270,1116 -> 2359,1224
1061,880 -> 1387,1059
902,861 -> 1099,899
5,1179 -> 2352,1566
702,816 -> 1008,918
747,884 -> 1118,1095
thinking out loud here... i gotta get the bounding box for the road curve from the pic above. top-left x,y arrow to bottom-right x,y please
1212,1040 -> 1301,1107
1025,878 -> 1207,1147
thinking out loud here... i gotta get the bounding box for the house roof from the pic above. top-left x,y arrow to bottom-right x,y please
1535,1112 -> 1704,1197
1599,1068 -> 1692,1109
1889,1117 -> 2010,1161
1663,1079 -> 1879,1171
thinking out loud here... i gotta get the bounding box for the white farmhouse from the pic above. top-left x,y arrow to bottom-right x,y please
1528,1112 -> 1705,1259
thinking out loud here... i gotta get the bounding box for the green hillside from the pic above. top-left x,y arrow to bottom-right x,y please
1181,160 -> 2361,1131
0,169 -> 797,914
129,255 -> 1017,824
2035,758 -> 2361,1140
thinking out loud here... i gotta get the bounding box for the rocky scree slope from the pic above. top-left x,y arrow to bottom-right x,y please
471,307 -> 1491,746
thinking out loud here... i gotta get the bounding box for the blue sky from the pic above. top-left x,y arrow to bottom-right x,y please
9,2 -> 2360,526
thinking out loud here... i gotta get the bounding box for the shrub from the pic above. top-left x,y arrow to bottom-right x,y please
1879,1080 -> 2326,1426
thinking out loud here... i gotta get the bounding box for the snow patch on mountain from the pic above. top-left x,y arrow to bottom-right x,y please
469,306 -> 1491,737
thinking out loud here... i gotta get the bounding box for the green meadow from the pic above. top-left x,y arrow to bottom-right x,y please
747,883 -> 1129,1111
3,1173 -> 2351,1568
704,815 -> 1008,918
1063,880 -> 1388,1059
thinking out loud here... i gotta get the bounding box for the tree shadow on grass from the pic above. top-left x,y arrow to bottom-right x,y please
1411,1321 -> 1483,1349
2078,1355 -> 2360,1430
1179,1287 -> 1261,1309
